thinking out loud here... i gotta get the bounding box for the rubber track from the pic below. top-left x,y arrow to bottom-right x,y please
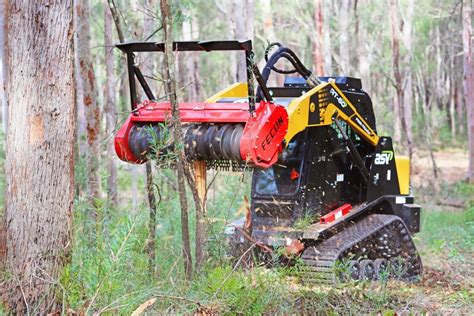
300,214 -> 422,283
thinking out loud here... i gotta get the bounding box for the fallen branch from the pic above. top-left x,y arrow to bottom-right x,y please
233,226 -> 273,253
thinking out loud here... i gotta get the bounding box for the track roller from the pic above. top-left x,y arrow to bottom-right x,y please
300,214 -> 423,283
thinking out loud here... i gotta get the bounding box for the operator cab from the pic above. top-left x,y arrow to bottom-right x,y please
250,76 -> 377,228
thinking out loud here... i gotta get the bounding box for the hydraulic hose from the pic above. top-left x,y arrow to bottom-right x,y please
257,43 -> 319,100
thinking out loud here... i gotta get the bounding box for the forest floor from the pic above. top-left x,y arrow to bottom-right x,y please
123,149 -> 474,315
1,148 -> 473,314
400,148 -> 473,315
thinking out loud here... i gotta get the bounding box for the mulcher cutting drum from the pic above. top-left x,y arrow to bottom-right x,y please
126,123 -> 244,163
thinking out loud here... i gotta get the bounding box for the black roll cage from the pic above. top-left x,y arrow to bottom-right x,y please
115,39 -> 273,114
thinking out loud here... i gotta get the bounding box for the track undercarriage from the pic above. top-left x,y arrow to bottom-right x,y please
227,214 -> 422,283
300,214 -> 422,282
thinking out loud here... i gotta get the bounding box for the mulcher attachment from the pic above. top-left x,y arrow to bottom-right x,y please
300,214 -> 422,283
113,40 -> 289,170
115,100 -> 288,169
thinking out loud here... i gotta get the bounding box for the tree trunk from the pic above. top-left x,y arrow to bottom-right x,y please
1,1 -> 75,313
234,0 -> 254,82
74,38 -> 87,162
260,0 -> 278,84
136,0 -> 161,275
339,0 -> 350,74
104,3 -> 118,207
145,162 -> 158,276
357,0 -> 372,92
352,0 -> 359,73
313,0 -> 325,76
390,0 -> 403,146
181,8 -> 200,101
463,0 -> 474,182
75,0 -> 101,208
322,0 -> 332,74
160,0 -> 193,279
261,0 -> 276,43
180,8 -> 207,272
186,161 -> 206,272
402,0 -> 414,158
0,0 -> 7,136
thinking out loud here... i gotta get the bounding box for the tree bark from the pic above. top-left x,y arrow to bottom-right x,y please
463,0 -> 474,182
390,0 -> 403,146
185,162 -> 206,272
234,0 -> 254,82
322,0 -> 332,74
339,0 -> 350,74
357,0 -> 372,92
0,0 -> 7,136
75,0 -> 101,208
160,0 -> 193,280
181,11 -> 201,101
145,162 -> 158,276
138,0 -> 161,275
1,1 -> 75,313
313,0 -> 325,76
104,3 -> 118,207
402,0 -> 414,158
180,7 -> 207,272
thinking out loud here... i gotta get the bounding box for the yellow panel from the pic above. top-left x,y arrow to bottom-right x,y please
395,156 -> 410,195
205,82 -> 248,103
284,81 -> 380,146
284,84 -> 323,144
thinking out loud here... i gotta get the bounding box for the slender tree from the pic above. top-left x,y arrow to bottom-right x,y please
463,0 -> 474,182
0,0 -> 7,135
402,0 -> 414,158
0,1 -> 75,313
181,7 -> 201,101
161,0 -> 193,279
75,0 -> 102,207
104,4 -> 118,207
322,0 -> 332,74
107,0 -> 160,274
339,0 -> 350,74
390,0 -> 403,145
313,0 -> 325,76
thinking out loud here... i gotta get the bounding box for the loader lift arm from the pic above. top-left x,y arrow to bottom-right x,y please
284,81 -> 380,147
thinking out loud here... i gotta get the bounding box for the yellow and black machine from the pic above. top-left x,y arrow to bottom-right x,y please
114,40 -> 422,282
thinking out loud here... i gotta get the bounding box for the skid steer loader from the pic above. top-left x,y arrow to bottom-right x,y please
114,40 -> 422,282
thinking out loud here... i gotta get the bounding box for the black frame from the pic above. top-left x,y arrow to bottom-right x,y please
115,40 -> 273,113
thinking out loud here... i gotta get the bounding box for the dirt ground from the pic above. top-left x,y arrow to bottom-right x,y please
409,148 -> 473,313
411,148 -> 469,187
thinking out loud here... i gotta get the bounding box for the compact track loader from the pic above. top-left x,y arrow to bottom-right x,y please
114,40 -> 422,282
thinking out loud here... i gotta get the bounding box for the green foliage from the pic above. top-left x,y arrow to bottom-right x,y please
417,205 -> 474,256
293,213 -> 314,230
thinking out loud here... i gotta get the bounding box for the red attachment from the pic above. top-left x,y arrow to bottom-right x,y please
130,100 -> 250,123
239,101 -> 289,168
290,168 -> 299,180
114,116 -> 140,163
114,100 -> 289,168
320,204 -> 352,224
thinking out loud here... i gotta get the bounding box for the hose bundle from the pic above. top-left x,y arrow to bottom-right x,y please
257,42 -> 320,100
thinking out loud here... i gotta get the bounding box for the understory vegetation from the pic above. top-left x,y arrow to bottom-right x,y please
54,161 -> 473,314
0,135 -> 472,313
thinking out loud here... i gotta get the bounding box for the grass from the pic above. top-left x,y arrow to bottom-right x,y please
56,164 -> 474,314
1,136 -> 473,313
